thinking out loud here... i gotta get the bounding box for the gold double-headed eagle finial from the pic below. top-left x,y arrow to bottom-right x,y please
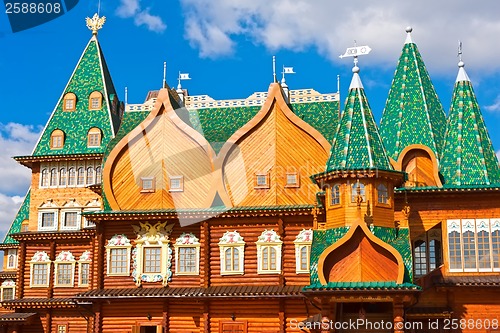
86,13 -> 106,35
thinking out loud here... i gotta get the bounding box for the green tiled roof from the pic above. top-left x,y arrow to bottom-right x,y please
303,281 -> 420,291
186,101 -> 339,154
440,64 -> 500,186
32,36 -> 121,156
380,31 -> 446,161
309,226 -> 413,286
2,191 -> 30,245
325,70 -> 392,172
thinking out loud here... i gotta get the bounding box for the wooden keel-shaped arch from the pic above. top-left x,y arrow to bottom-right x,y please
211,83 -> 331,207
317,220 -> 405,285
103,88 -> 217,210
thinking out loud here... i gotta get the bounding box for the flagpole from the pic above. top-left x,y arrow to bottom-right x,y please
273,56 -> 276,83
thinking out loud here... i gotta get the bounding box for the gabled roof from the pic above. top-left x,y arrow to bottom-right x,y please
32,35 -> 121,157
2,190 -> 30,245
380,28 -> 447,161
325,67 -> 392,172
440,61 -> 500,186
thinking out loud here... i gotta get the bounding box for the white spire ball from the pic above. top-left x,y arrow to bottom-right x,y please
352,66 -> 360,73
458,61 -> 465,68
406,26 -> 413,33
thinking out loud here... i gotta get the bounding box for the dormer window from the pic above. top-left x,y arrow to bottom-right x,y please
285,172 -> 300,188
50,129 -> 65,149
351,182 -> 366,203
87,128 -> 102,147
169,176 -> 183,192
255,173 -> 270,189
89,91 -> 102,110
141,177 -> 155,193
331,184 -> 341,206
63,92 -> 76,111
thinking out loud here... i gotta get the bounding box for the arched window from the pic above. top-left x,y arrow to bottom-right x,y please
87,128 -> 102,147
63,92 -> 77,111
351,182 -> 366,203
77,167 -> 85,186
294,229 -> 313,274
68,168 -> 76,186
86,167 -> 94,185
95,166 -> 102,184
256,230 -> 282,274
49,168 -> 57,187
59,168 -> 67,186
377,183 -> 388,204
218,231 -> 245,275
40,168 -> 49,187
331,184 -> 341,205
88,91 -> 102,110
50,129 -> 65,149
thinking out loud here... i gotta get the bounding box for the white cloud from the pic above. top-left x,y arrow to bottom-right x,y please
497,150 -> 500,162
179,0 -> 500,73
0,193 -> 24,241
485,96 -> 500,113
116,0 -> 166,33
0,123 -> 41,195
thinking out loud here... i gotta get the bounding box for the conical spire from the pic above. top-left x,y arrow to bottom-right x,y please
380,27 -> 447,161
440,59 -> 500,186
32,15 -> 121,156
325,65 -> 392,172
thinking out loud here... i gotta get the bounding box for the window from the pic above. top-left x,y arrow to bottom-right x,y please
169,176 -> 183,192
38,211 -> 57,231
219,231 -> 245,275
50,129 -> 65,149
174,233 -> 200,275
351,181 -> 366,203
256,230 -> 282,274
86,167 -> 94,185
63,92 -> 76,111
49,168 -> 57,187
89,91 -> 102,110
95,166 -> 102,184
377,183 -> 389,204
331,184 -> 341,206
78,251 -> 91,287
294,229 -> 313,274
59,168 -> 67,186
68,168 -> 76,186
40,168 -> 49,187
255,173 -> 270,189
106,235 -> 132,276
57,325 -> 68,333
141,177 -> 155,193
30,251 -> 51,287
87,127 -> 102,147
447,219 -> 500,272
61,211 -> 80,230
132,222 -> 174,286
77,167 -> 85,186
21,220 -> 29,232
285,172 -> 299,187
1,280 -> 15,301
6,249 -> 17,269
54,251 -> 75,287
413,229 -> 442,277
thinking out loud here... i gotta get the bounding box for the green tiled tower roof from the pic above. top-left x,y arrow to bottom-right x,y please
2,190 -> 30,245
440,61 -> 500,186
32,34 -> 121,156
380,28 -> 447,161
325,66 -> 392,172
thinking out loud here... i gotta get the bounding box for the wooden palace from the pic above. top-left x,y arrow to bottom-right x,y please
0,15 -> 500,333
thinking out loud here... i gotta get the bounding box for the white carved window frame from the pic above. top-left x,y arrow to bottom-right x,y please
78,251 -> 92,287
30,251 -> 51,288
1,279 -> 15,301
54,251 -> 76,287
6,248 -> 18,270
105,234 -> 132,277
219,231 -> 245,275
173,233 -> 201,276
256,230 -> 282,275
294,229 -> 313,274
38,200 -> 59,231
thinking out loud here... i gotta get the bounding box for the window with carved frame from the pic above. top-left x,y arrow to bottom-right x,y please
78,251 -> 91,287
256,230 -> 282,274
173,233 -> 200,275
294,229 -> 313,274
1,280 -> 15,301
30,251 -> 51,287
105,234 -> 132,276
219,231 -> 245,275
54,251 -> 76,287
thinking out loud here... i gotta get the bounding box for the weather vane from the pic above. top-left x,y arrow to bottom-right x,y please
339,41 -> 372,68
86,13 -> 106,35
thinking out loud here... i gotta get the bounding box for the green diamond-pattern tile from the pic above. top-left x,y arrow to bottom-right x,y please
2,191 -> 30,245
380,41 -> 446,161
326,84 -> 392,172
440,77 -> 500,186
33,38 -> 120,156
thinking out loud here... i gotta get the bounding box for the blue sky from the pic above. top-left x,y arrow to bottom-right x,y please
0,0 -> 500,235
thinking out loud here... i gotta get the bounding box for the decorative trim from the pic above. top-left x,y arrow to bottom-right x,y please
29,252 -> 51,288
256,230 -> 282,274
219,231 -> 245,275
105,234 -> 132,276
54,251 -> 76,287
294,229 -> 313,274
173,233 -> 201,276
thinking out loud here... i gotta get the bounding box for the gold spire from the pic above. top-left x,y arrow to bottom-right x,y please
86,13 -> 106,35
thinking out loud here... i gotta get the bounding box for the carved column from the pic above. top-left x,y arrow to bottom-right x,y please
320,298 -> 332,333
16,242 -> 26,299
162,301 -> 169,333
201,221 -> 210,288
279,299 -> 285,333
203,301 -> 209,333
96,224 -> 105,289
93,303 -> 102,333
48,241 -> 56,298
393,298 -> 404,333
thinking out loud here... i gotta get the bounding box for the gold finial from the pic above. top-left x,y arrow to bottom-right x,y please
86,13 -> 106,35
